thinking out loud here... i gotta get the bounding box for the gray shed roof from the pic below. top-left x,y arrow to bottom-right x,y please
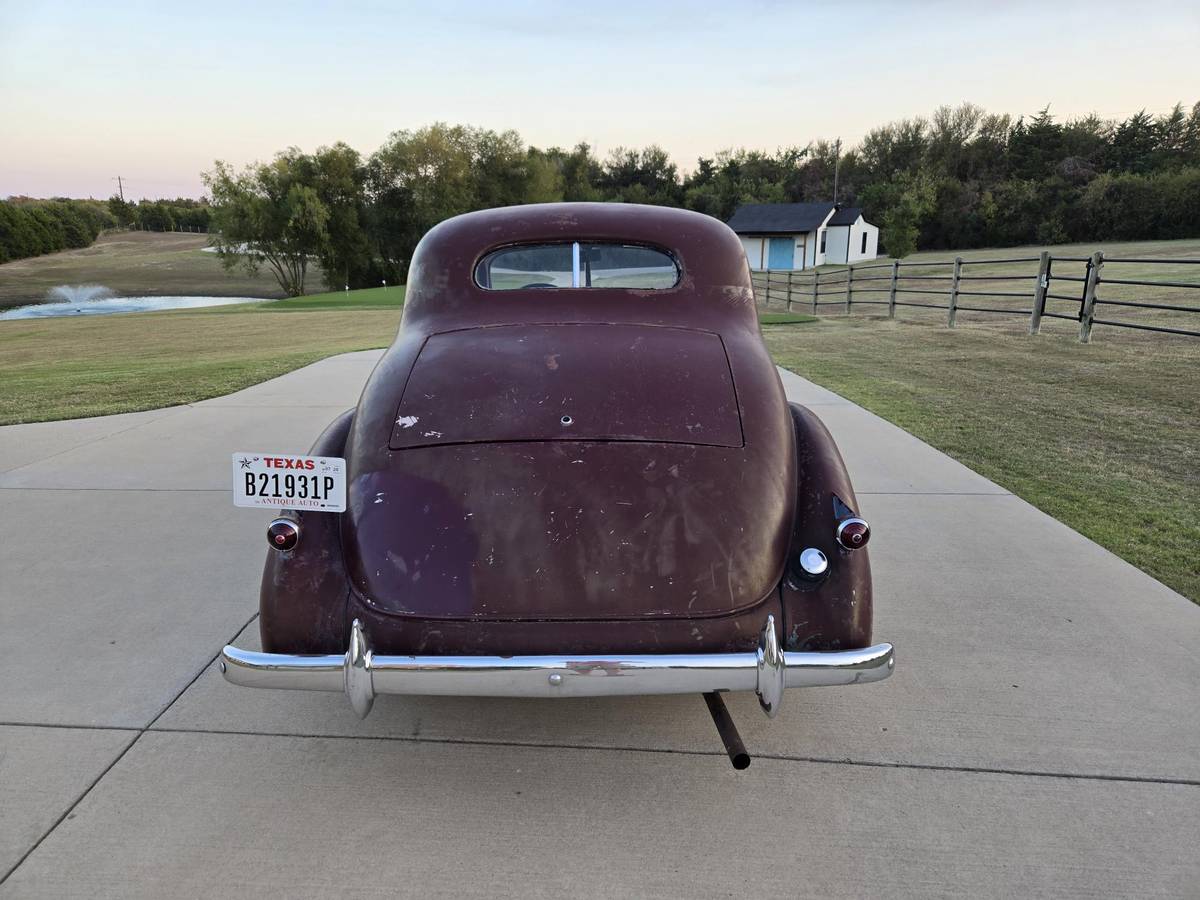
828,206 -> 863,226
726,203 -> 834,234
726,203 -> 870,233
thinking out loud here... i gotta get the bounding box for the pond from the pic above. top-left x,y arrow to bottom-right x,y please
0,285 -> 267,320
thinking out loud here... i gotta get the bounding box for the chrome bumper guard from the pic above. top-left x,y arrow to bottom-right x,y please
220,615 -> 894,719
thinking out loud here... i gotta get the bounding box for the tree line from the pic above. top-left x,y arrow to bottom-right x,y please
0,199 -> 115,264
206,102 -> 1200,295
106,197 -> 212,233
0,196 -> 213,264
7,102 -> 1198,290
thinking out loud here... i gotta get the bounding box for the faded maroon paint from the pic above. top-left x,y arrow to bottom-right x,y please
258,202 -> 874,656
389,324 -> 741,449
780,404 -> 873,652
259,410 -> 353,654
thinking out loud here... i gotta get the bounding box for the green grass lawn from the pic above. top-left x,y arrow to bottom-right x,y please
0,295 -> 402,424
230,286 -> 405,311
763,316 -> 1199,603
758,311 -> 816,325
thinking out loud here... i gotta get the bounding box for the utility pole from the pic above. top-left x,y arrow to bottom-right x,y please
832,138 -> 841,206
112,176 -> 125,202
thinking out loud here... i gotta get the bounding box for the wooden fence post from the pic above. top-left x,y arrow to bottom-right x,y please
887,260 -> 899,318
1079,250 -> 1104,343
763,270 -> 770,307
786,269 -> 794,312
844,266 -> 854,315
811,270 -> 820,314
947,257 -> 963,327
1030,251 -> 1050,334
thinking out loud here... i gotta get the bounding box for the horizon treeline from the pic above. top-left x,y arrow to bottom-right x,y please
7,101 -> 1200,290
206,101 -> 1200,293
0,199 -> 115,263
0,196 -> 212,264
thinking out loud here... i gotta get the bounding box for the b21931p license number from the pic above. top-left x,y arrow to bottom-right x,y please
232,453 -> 346,512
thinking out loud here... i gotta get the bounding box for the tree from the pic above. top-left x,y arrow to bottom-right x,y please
1008,107 -> 1065,180
682,147 -> 805,219
305,143 -> 373,289
539,143 -> 602,201
107,195 -> 136,227
926,103 -> 984,180
366,123 -> 481,280
0,204 -> 30,262
859,117 -> 928,180
596,146 -> 681,205
204,156 -> 331,296
862,173 -> 937,258
978,179 -> 1042,246
136,201 -> 175,232
366,123 -> 566,280
0,198 -> 114,263
1106,110 -> 1158,174
46,201 -> 92,247
471,129 -> 562,208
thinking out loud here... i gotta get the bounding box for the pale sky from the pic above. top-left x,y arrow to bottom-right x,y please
2,0 -> 1198,199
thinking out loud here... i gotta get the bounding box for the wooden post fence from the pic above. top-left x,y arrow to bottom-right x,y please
1079,251 -> 1104,343
766,247 -> 1196,340
947,257 -> 963,327
887,260 -> 899,318
1030,250 -> 1050,334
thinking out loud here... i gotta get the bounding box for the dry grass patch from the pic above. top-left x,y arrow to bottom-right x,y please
0,231 -> 306,308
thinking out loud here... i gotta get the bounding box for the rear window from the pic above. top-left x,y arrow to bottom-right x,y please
475,242 -> 679,290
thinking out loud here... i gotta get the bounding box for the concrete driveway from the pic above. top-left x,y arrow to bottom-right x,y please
1,351 -> 1196,898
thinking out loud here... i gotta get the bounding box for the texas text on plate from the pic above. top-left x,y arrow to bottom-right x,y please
232,453 -> 346,512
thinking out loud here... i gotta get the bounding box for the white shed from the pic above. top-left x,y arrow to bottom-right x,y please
727,203 -> 880,270
823,206 -> 879,265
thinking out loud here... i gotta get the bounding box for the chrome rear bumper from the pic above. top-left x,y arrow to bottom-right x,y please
220,615 -> 894,719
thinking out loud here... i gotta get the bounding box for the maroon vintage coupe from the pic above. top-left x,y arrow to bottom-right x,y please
222,202 -> 893,768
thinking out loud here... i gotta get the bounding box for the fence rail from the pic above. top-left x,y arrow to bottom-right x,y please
751,250 -> 1200,342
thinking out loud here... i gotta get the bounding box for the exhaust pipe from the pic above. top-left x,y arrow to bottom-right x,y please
703,692 -> 750,770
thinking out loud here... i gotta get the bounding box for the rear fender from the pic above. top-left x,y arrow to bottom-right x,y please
259,409 -> 355,654
781,403 -> 873,651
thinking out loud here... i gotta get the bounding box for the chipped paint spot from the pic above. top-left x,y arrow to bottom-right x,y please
422,431 -> 444,438
396,415 -> 419,428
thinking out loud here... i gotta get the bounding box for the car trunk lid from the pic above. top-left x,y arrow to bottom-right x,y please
389,324 -> 743,450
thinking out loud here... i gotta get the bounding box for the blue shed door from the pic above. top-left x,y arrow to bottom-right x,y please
767,237 -> 793,269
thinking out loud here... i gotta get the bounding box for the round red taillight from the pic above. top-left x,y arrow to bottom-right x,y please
836,517 -> 870,551
267,518 -> 300,552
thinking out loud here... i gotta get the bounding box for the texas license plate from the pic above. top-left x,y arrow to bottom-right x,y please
232,453 -> 347,512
